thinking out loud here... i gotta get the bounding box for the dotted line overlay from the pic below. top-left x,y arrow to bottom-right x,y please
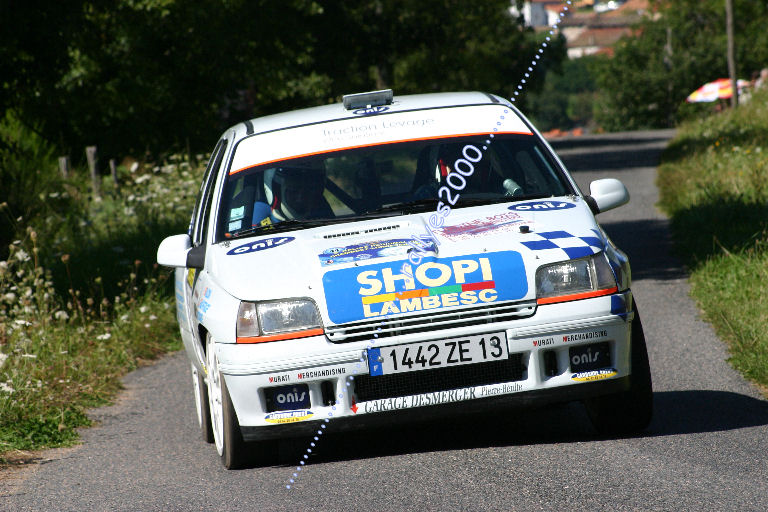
286,1 -> 571,490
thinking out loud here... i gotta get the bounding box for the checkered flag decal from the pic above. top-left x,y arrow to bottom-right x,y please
520,230 -> 603,259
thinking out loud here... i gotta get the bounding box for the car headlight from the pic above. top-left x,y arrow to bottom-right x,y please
236,299 -> 323,343
535,253 -> 618,305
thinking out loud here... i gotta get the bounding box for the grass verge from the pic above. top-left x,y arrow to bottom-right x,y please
657,88 -> 768,392
0,127 -> 204,463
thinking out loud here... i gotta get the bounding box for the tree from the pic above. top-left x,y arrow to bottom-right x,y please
594,0 -> 768,130
0,0 -> 565,158
310,0 -> 564,100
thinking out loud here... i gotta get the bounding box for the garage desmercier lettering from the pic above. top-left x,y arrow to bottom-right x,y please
322,251 -> 527,323
361,382 -> 525,414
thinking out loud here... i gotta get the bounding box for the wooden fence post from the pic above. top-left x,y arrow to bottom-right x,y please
85,145 -> 102,199
58,156 -> 70,178
109,158 -> 119,194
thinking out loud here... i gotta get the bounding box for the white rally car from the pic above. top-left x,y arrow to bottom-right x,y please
157,90 -> 652,469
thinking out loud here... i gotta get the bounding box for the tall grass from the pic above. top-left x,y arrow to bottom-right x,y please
657,88 -> 768,391
0,116 -> 206,462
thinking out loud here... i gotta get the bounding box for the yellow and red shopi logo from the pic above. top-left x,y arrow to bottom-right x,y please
322,251 -> 528,323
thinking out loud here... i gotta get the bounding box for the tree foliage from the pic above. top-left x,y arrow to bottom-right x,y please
0,0 -> 563,158
594,0 -> 768,131
527,56 -> 599,131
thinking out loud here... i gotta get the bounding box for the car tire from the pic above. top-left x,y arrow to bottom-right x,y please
584,305 -> 653,436
191,363 -> 214,444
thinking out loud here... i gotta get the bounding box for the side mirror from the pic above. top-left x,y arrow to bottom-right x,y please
157,234 -> 192,268
587,178 -> 629,214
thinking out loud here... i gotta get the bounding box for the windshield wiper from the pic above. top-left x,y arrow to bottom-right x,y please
227,218 -> 351,239
359,198 -> 438,216
454,194 -> 552,207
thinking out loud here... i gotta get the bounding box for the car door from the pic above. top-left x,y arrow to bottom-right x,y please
182,137 -> 229,360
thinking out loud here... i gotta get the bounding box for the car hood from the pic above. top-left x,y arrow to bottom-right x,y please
208,197 -> 607,326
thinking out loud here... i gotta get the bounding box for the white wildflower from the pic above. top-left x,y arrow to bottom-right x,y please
135,174 -> 151,184
14,249 -> 30,262
119,314 -> 129,322
149,314 -> 157,321
3,292 -> 16,302
96,333 -> 112,340
21,353 -> 36,358
54,310 -> 70,321
14,319 -> 32,326
0,382 -> 14,393
0,352 -> 7,368
139,305 -> 148,313
144,323 -> 150,328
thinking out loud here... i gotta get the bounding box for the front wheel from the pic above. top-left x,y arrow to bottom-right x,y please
584,306 -> 653,436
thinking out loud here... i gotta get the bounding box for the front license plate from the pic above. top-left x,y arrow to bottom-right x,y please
569,342 -> 611,373
367,332 -> 508,376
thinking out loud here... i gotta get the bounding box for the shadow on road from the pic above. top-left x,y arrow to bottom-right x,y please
600,218 -> 688,282
271,390 -> 768,468
558,147 -> 669,172
548,132 -> 676,151
650,390 -> 768,436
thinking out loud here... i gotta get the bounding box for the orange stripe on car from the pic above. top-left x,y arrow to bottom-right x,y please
229,131 -> 533,175
236,327 -> 324,344
537,287 -> 618,305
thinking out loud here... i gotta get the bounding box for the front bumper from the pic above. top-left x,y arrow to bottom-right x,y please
217,291 -> 634,440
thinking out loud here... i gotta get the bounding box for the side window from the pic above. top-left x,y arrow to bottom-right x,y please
192,139 -> 228,247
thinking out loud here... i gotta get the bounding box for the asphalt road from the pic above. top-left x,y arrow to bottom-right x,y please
4,129 -> 768,511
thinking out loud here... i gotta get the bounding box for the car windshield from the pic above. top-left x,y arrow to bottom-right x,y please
216,133 -> 573,240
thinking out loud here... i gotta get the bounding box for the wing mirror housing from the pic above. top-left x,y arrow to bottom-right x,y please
586,178 -> 629,214
157,234 -> 197,268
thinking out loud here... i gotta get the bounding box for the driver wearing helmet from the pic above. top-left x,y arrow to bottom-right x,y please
252,165 -> 333,225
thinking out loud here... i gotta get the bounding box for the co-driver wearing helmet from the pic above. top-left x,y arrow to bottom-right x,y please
252,165 -> 333,226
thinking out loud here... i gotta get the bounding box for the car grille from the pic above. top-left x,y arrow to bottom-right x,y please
353,354 -> 526,402
325,300 -> 537,344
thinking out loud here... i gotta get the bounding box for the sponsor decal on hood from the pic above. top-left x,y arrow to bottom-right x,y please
227,236 -> 295,255
509,200 -> 577,212
322,250 -> 527,324
520,230 -> 603,260
318,238 -> 437,267
435,211 -> 528,240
